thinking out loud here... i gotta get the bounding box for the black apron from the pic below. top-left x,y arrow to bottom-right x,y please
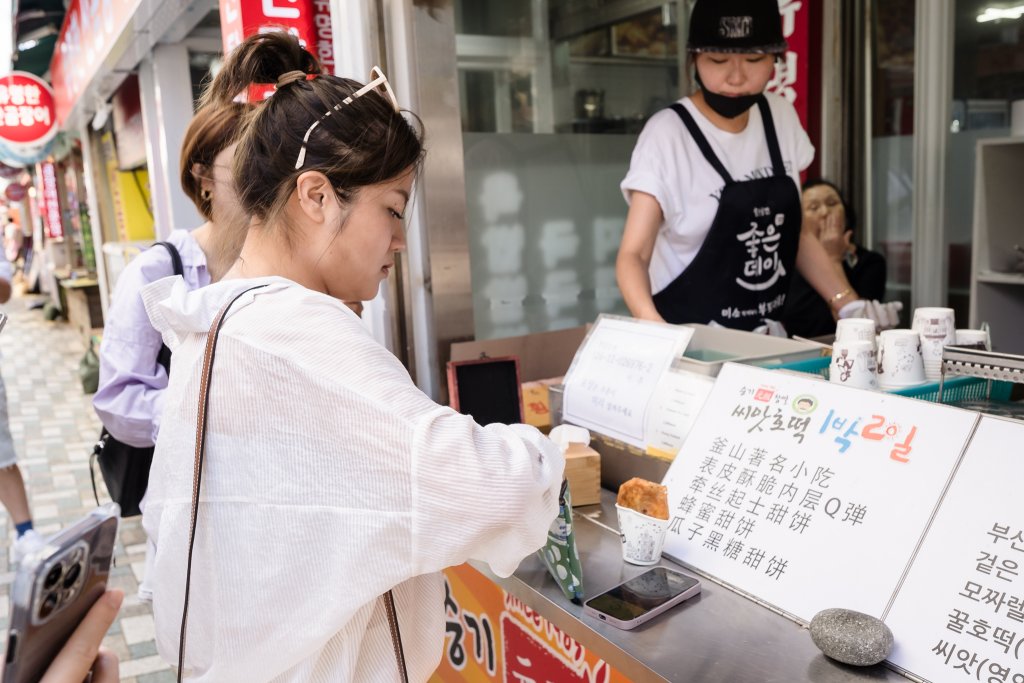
652,96 -> 802,331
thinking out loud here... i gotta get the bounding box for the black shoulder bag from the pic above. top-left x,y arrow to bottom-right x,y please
90,241 -> 184,517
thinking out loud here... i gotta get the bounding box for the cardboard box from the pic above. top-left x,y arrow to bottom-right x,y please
564,442 -> 601,506
451,328 -> 587,430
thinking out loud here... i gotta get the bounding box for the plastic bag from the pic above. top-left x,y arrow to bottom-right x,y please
79,340 -> 100,394
538,479 -> 585,602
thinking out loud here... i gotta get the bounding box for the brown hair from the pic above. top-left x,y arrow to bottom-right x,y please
203,32 -> 424,235
179,101 -> 250,222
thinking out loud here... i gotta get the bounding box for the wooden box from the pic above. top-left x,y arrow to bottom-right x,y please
564,443 -> 600,507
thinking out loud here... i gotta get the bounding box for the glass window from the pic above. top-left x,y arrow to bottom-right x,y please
870,0 -> 916,314
947,0 -> 1023,325
456,0 -> 683,340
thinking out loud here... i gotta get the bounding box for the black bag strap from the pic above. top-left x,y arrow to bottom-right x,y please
153,242 -> 183,373
175,284 -> 409,682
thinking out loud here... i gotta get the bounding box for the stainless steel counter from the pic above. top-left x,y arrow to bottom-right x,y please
474,490 -> 909,683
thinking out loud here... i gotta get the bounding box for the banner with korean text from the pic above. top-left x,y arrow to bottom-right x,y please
661,363 -> 979,622
432,564 -> 629,683
767,0 -> 811,131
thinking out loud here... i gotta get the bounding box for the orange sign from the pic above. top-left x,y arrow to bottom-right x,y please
432,564 -> 630,683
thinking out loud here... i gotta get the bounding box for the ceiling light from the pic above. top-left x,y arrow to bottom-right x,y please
978,5 -> 1024,22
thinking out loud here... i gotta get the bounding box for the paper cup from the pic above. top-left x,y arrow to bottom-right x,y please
829,340 -> 878,390
835,318 -> 877,347
955,329 -> 990,351
912,307 -> 956,380
877,329 -> 927,388
616,504 -> 669,566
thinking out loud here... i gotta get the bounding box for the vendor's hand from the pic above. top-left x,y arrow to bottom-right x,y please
838,299 -> 903,330
818,211 -> 851,263
40,589 -> 123,683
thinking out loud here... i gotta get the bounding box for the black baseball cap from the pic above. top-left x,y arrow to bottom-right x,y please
688,0 -> 788,54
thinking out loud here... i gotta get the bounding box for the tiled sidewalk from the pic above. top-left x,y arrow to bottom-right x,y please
0,297 -> 172,681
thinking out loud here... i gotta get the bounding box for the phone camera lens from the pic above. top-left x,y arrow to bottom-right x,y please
62,562 -> 81,589
38,591 -> 58,619
43,564 -> 62,590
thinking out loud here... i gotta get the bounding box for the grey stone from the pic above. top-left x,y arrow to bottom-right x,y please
809,608 -> 894,666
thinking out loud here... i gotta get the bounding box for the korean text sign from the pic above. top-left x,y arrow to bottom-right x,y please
766,0 -> 811,130
887,417 -> 1024,683
220,0 -> 334,81
0,73 -> 57,147
661,363 -> 978,622
563,316 -> 693,449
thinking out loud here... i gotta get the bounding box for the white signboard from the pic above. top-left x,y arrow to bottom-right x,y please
661,363 -> 979,622
563,316 -> 693,449
887,417 -> 1024,683
644,370 -> 717,459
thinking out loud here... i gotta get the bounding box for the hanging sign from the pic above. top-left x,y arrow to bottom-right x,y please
766,0 -> 811,131
0,73 -> 57,148
661,363 -> 978,622
219,0 -> 334,100
38,161 -> 64,239
4,183 -> 26,202
563,315 -> 693,449
49,0 -> 143,126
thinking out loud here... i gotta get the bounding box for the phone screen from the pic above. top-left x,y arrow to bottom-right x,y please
586,567 -> 699,621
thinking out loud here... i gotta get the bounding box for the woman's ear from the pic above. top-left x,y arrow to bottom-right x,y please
294,171 -> 335,222
192,163 -> 212,195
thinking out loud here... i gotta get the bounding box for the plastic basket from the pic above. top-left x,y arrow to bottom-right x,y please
762,355 -> 1014,405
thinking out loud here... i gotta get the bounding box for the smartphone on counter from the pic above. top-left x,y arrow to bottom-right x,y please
2,504 -> 120,683
583,566 -> 701,630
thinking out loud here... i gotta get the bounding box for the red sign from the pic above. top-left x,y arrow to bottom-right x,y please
0,73 -> 57,147
766,0 -> 811,130
49,0 -> 143,126
38,161 -> 63,239
220,0 -> 334,92
4,183 -> 26,202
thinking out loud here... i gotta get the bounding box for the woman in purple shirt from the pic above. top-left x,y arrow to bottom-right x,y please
93,101 -> 249,448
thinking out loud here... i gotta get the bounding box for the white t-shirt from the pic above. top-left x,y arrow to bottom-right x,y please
140,276 -> 563,682
620,92 -> 815,294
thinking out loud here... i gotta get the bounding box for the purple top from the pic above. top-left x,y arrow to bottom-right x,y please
93,230 -> 209,447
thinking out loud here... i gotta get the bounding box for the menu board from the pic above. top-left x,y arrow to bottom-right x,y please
563,316 -> 693,449
886,417 -> 1024,683
661,363 -> 979,622
643,370 -> 716,459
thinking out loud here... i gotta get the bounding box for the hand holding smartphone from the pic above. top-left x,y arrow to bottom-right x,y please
583,566 -> 701,630
3,504 -> 120,683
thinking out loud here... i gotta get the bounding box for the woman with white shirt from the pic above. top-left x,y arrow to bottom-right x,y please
140,32 -> 562,681
616,0 -> 899,332
93,101 -> 249,449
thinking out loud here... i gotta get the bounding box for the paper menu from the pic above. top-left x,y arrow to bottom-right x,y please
660,363 -> 979,622
563,316 -> 693,449
643,370 -> 716,459
886,417 -> 1024,683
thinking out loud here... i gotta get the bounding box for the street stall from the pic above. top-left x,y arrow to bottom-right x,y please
434,315 -> 1024,683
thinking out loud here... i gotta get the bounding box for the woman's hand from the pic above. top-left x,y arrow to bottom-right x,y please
40,589 -> 123,683
818,210 -> 851,264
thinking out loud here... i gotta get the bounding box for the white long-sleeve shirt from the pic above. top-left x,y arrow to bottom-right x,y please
141,275 -> 564,682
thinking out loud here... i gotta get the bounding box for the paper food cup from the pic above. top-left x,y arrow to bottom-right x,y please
616,504 -> 669,566
877,329 -> 927,388
955,329 -> 990,351
835,318 -> 877,347
912,307 -> 956,380
829,339 -> 878,390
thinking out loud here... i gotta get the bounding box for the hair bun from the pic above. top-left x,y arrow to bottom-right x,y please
276,71 -> 308,89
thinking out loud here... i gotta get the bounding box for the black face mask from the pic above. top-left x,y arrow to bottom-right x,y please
695,72 -> 760,119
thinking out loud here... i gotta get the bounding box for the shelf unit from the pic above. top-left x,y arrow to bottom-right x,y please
970,137 -> 1024,354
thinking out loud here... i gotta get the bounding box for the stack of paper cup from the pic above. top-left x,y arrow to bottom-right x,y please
829,339 -> 878,390
835,318 -> 878,347
877,329 -> 927,388
955,329 -> 991,351
616,504 -> 669,566
911,307 -> 956,381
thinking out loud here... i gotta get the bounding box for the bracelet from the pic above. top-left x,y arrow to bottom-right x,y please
829,287 -> 853,304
